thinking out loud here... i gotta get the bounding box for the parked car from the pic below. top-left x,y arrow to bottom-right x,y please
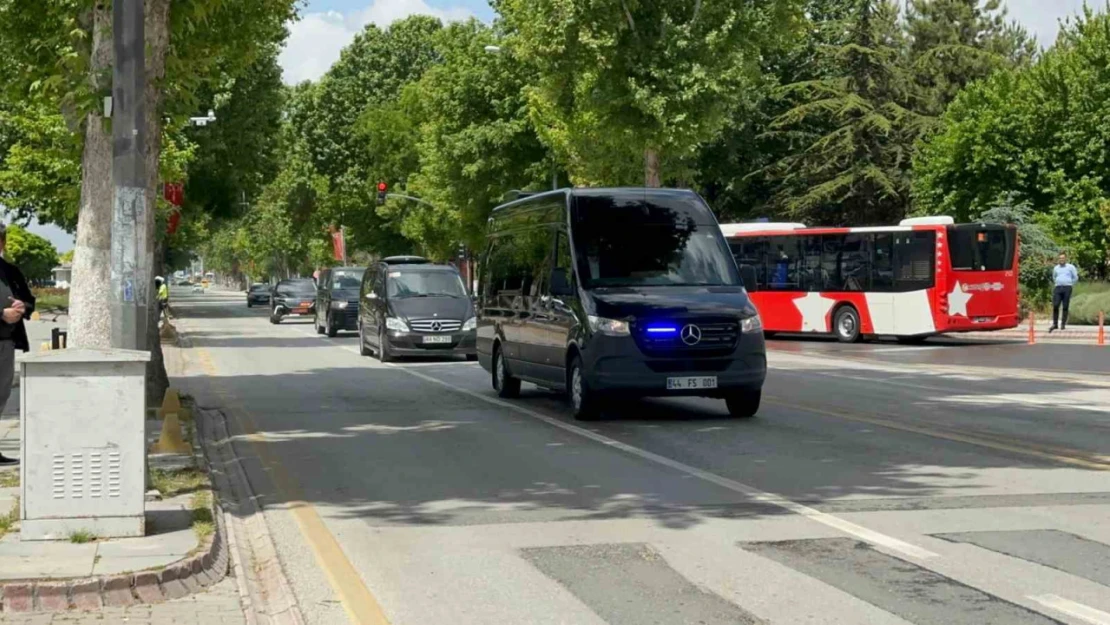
314,266 -> 366,337
246,283 -> 270,307
357,256 -> 477,362
477,187 -> 766,420
269,279 -> 316,324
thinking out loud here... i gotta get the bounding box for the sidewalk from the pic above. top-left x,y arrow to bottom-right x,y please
0,390 -> 247,624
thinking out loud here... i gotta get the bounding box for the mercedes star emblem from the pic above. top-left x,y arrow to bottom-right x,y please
431,320 -> 442,332
680,324 -> 702,346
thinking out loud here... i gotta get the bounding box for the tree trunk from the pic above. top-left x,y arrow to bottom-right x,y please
68,4 -> 114,349
644,148 -> 661,188
143,0 -> 172,407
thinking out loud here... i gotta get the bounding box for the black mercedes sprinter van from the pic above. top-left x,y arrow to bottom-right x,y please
476,188 -> 766,420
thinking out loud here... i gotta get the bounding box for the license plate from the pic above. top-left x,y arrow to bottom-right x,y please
667,376 -> 718,391
973,316 -> 992,323
422,335 -> 453,344
291,308 -> 309,315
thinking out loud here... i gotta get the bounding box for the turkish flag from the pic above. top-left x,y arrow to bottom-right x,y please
167,211 -> 181,235
331,229 -> 346,261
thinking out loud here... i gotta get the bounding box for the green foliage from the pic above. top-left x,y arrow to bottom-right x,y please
5,224 -> 58,281
762,0 -> 922,225
31,287 -> 69,311
913,7 -> 1110,276
906,0 -> 1036,119
0,98 -> 81,229
497,0 -> 801,186
1069,282 -> 1110,325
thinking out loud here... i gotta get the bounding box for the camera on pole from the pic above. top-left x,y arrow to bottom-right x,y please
376,181 -> 388,205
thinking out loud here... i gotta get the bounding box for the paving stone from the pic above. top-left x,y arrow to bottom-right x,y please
34,581 -> 70,611
70,579 -> 103,610
1,582 -> 33,612
101,574 -> 135,608
133,571 -> 164,604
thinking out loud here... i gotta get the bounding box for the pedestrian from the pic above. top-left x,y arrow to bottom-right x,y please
0,223 -> 36,466
1050,252 -> 1079,333
156,276 -> 170,320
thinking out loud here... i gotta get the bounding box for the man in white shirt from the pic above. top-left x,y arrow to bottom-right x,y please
1050,252 -> 1079,333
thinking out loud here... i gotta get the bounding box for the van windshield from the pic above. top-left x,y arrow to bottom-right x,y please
388,271 -> 467,299
571,194 -> 740,288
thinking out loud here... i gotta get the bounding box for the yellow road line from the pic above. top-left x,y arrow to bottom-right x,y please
766,396 -> 1110,472
195,348 -> 391,625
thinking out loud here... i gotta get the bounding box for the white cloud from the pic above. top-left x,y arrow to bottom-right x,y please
279,0 -> 475,84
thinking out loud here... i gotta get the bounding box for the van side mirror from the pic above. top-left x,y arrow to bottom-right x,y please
738,264 -> 758,292
550,267 -> 574,296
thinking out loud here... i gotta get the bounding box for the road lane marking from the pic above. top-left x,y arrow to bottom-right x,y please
393,366 -> 938,561
766,397 -> 1110,471
195,347 -> 392,625
1029,595 -> 1110,625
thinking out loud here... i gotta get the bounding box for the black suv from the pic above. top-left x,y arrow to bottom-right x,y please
270,279 -> 317,324
477,187 -> 766,420
357,257 -> 477,362
315,266 -> 366,337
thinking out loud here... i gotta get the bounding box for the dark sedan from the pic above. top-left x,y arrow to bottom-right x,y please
246,283 -> 270,307
270,279 -> 317,324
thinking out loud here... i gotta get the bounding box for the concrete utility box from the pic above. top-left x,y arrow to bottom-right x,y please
19,349 -> 150,541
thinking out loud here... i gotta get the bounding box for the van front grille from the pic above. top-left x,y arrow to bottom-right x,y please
409,319 -> 462,333
632,320 -> 739,357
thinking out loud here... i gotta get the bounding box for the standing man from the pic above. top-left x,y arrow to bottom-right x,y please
1050,252 -> 1079,333
156,276 -> 169,320
0,224 -> 36,466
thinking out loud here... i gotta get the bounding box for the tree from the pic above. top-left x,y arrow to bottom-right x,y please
913,7 -> 1110,276
497,0 -> 800,187
60,249 -> 75,264
6,224 -> 58,282
761,0 -> 922,225
371,20 -> 550,258
906,0 -> 1035,119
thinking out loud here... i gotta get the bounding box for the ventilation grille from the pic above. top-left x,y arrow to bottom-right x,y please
51,451 -> 122,500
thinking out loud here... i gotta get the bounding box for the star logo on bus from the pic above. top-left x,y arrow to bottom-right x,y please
793,292 -> 835,332
948,281 -> 973,317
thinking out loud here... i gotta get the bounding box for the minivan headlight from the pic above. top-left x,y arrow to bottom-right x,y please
462,317 -> 477,331
331,300 -> 348,310
741,314 -> 763,333
587,315 -> 630,336
385,317 -> 409,332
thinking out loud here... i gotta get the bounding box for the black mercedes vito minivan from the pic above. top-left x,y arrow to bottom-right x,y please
477,187 -> 766,420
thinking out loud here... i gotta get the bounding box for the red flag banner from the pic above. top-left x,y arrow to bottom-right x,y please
331,229 -> 346,261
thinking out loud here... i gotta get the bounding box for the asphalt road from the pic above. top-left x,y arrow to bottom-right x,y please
170,288 -> 1110,625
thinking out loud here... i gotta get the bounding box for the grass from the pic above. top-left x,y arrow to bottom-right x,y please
68,529 -> 96,544
190,490 -> 215,541
1066,281 -> 1110,325
0,470 -> 17,488
150,467 -> 208,498
31,287 -> 69,312
0,497 -> 17,539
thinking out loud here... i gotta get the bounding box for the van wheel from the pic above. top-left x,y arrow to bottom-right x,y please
569,355 -> 602,421
359,322 -> 371,356
326,314 -> 338,338
378,328 -> 394,363
270,307 -> 283,325
833,306 -> 861,343
492,346 -> 520,398
726,390 -> 761,418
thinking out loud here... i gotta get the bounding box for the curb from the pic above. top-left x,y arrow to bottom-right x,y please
0,499 -> 229,613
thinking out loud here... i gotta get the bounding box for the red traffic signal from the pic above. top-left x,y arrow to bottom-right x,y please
376,182 -> 388,205
377,182 -> 387,192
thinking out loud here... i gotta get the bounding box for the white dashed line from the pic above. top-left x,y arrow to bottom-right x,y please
1029,595 -> 1110,625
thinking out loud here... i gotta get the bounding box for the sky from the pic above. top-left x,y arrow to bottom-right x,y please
20,0 -> 1095,255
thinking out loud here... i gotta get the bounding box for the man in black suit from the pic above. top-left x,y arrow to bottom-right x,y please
0,223 -> 36,466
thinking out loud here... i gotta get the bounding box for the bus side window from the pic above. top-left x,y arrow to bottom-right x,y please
894,231 -> 936,292
767,236 -> 800,290
871,233 -> 894,292
840,234 -> 869,292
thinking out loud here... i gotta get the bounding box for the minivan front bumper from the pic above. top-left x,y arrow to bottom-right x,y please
383,330 -> 477,357
582,331 -> 766,397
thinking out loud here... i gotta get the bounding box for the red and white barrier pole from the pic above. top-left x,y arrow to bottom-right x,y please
1028,311 -> 1036,345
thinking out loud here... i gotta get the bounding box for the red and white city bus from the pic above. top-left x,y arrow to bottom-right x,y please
720,216 -> 1021,342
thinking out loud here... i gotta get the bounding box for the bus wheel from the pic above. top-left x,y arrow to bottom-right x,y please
833,306 -> 861,343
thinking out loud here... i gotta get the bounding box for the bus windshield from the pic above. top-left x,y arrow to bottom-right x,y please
947,225 -> 1016,271
571,194 -> 740,288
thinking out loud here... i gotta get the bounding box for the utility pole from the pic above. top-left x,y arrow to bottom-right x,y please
110,0 -> 147,350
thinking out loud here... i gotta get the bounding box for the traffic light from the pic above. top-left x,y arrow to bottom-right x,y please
376,182 -> 388,205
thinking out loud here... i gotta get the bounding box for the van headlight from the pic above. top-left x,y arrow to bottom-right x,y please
741,314 -> 763,333
331,300 -> 348,310
462,317 -> 477,331
385,317 -> 409,332
587,315 -> 630,336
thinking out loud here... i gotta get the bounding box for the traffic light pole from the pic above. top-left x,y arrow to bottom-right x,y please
110,0 -> 148,351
